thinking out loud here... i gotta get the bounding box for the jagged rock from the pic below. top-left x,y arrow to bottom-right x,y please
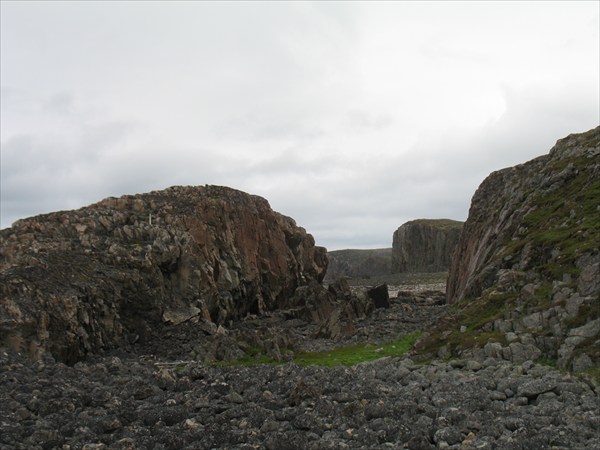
447,127 -> 600,304
0,185 -> 328,363
289,280 -> 375,339
392,219 -> 463,273
435,127 -> 600,369
367,284 -> 390,309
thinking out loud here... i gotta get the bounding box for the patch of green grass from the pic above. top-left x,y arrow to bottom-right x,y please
448,291 -> 517,332
294,333 -> 421,367
582,367 -> 600,386
536,357 -> 558,368
219,333 -> 422,367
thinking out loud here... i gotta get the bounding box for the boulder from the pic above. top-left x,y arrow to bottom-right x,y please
367,284 -> 390,309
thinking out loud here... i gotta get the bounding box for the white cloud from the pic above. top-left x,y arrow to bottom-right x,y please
1,1 -> 598,250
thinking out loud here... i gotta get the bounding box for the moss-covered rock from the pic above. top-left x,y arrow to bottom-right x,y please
417,126 -> 600,372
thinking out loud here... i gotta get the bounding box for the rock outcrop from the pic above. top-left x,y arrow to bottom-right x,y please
420,127 -> 600,371
392,219 -> 463,273
0,185 -> 330,363
324,248 -> 391,281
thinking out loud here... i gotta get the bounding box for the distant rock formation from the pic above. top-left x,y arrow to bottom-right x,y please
0,185 -> 332,363
419,126 -> 600,371
392,219 -> 463,273
325,248 -> 391,280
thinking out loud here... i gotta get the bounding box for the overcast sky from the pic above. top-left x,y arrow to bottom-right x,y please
1,1 -> 598,250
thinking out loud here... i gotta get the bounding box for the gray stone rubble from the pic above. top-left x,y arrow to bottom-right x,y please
1,350 -> 598,450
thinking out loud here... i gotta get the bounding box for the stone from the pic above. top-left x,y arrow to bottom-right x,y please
505,342 -> 542,363
569,319 -> 600,338
483,342 -> 503,359
367,284 -> 390,309
577,255 -> 600,297
517,378 -> 558,399
572,353 -> 593,372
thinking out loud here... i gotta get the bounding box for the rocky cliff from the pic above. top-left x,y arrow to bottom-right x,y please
324,248 -> 392,281
392,219 -> 463,273
418,127 -> 600,372
0,185 -> 331,363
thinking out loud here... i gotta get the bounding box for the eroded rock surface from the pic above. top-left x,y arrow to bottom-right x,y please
0,185 -> 329,363
426,127 -> 600,371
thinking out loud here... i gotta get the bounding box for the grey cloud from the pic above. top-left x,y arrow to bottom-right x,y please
1,2 -> 597,251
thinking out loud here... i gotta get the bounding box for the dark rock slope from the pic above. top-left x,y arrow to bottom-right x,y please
0,185 -> 329,363
392,219 -> 463,273
420,127 -> 600,371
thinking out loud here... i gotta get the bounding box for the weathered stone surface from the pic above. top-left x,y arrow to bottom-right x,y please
438,127 -> 600,371
392,219 -> 463,273
0,185 -> 328,363
447,127 -> 600,303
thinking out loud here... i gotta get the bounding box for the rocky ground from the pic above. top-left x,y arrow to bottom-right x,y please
1,285 -> 598,450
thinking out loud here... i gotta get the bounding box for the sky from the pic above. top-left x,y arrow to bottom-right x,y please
1,1 -> 598,250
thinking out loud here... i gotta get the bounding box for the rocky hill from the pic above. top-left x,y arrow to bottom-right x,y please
392,219 -> 463,273
417,126 -> 600,372
0,185 -> 352,363
324,248 -> 392,281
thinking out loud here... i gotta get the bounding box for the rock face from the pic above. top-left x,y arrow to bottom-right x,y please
422,127 -> 600,371
392,219 -> 463,273
0,185 -> 329,363
325,248 -> 391,281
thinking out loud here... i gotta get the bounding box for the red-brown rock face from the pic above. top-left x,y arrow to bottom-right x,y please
0,185 -> 328,363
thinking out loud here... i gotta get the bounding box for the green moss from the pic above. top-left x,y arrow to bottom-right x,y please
582,367 -> 600,385
293,333 -> 420,366
522,283 -> 554,311
449,291 -> 517,332
536,358 -> 558,368
220,333 -> 421,367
